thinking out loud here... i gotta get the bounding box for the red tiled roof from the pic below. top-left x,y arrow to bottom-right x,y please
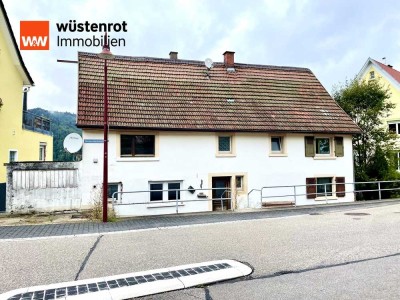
77,52 -> 360,134
372,59 -> 400,84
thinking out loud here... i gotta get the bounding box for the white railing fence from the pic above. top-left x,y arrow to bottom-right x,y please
111,187 -> 231,214
248,180 -> 400,207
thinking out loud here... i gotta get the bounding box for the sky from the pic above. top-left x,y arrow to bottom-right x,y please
4,0 -> 400,113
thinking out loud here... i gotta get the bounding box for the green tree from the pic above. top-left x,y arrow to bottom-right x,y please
333,78 -> 399,186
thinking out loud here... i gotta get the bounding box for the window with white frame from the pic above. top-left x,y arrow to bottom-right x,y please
388,122 -> 400,134
271,136 -> 283,153
9,150 -> 18,162
149,182 -> 181,201
39,143 -> 46,161
315,138 -> 331,155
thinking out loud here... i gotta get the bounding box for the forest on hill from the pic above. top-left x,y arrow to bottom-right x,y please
28,108 -> 82,161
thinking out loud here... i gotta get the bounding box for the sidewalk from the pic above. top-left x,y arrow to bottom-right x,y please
0,199 -> 399,240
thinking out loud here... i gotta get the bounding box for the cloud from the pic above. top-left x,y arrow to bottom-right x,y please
3,0 -> 400,112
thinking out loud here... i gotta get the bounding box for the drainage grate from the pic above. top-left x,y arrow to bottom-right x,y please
344,212 -> 370,216
7,263 -> 232,300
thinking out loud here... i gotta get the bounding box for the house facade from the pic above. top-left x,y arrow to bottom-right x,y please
357,58 -> 400,125
0,2 -> 53,211
77,51 -> 360,216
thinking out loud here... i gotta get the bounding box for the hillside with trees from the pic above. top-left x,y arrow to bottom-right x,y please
28,108 -> 82,161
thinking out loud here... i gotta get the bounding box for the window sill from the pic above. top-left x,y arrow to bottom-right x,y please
315,197 -> 338,201
147,202 -> 184,208
269,153 -> 287,157
117,157 -> 160,162
216,153 -> 236,157
313,156 -> 336,160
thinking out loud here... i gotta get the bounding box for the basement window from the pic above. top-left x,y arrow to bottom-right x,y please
108,182 -> 122,201
149,182 -> 182,201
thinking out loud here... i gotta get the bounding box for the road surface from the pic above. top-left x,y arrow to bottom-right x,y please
1,203 -> 400,299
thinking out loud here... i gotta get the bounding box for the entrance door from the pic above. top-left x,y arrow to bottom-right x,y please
212,177 -> 231,211
0,183 -> 6,212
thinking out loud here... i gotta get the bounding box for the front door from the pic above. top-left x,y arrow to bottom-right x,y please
212,177 -> 231,211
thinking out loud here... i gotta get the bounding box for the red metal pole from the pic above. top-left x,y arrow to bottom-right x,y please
102,59 -> 108,222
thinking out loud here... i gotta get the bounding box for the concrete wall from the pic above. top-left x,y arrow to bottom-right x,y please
80,130 -> 355,217
6,162 -> 82,213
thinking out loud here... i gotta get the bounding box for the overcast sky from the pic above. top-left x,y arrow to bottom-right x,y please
4,0 -> 400,113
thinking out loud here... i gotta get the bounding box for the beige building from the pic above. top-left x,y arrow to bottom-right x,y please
358,58 -> 400,168
0,1 -> 53,211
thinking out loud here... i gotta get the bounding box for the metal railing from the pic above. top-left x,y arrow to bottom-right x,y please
22,110 -> 52,135
247,180 -> 400,208
111,187 -> 232,214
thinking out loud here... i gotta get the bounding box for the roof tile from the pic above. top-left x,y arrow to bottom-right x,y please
77,52 -> 360,134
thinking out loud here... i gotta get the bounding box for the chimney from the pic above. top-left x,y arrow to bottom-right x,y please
223,51 -> 235,68
169,51 -> 178,60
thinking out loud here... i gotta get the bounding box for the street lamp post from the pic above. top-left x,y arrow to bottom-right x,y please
98,32 -> 115,222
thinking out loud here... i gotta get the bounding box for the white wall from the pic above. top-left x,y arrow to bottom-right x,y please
80,130 -> 355,217
6,162 -> 82,213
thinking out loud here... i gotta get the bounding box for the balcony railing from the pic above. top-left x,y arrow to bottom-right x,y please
22,111 -> 52,135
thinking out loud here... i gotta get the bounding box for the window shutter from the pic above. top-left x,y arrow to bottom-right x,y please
336,177 -> 345,197
306,177 -> 316,199
305,136 -> 315,157
335,137 -> 344,157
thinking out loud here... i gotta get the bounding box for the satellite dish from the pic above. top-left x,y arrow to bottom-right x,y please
63,133 -> 83,153
205,58 -> 213,69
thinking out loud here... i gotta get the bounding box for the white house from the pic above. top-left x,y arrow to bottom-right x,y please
77,51 -> 360,217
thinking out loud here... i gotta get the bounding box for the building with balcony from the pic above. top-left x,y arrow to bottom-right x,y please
0,1 -> 53,211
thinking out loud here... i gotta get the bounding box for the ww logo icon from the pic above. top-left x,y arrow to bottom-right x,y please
20,21 -> 50,50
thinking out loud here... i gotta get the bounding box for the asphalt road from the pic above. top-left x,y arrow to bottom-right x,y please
1,203 -> 400,299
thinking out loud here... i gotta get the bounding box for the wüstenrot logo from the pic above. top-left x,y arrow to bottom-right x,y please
20,21 -> 50,50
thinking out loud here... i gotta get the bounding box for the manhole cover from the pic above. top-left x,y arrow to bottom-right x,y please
344,212 -> 370,216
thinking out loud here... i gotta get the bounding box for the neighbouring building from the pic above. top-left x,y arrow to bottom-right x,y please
0,1 -> 53,211
77,50 -> 360,217
357,58 -> 400,168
